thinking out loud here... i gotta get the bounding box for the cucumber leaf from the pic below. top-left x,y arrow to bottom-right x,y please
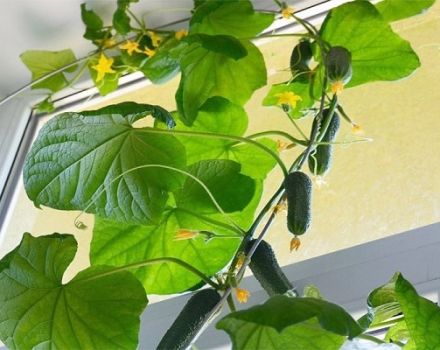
91,159 -> 258,294
163,97 -> 277,179
376,0 -> 435,22
190,0 -> 274,38
20,49 -> 77,92
23,102 -> 186,225
141,36 -> 186,84
217,295 -> 362,350
384,320 -> 410,344
177,36 -> 266,125
263,81 -> 315,119
320,1 -> 420,87
395,274 -> 440,349
112,0 -> 138,35
81,3 -> 106,41
358,273 -> 402,329
0,233 -> 147,350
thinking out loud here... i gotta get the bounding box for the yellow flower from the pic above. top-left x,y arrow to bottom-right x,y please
99,37 -> 116,49
119,40 -> 142,55
147,31 -> 162,47
144,47 -> 157,57
235,287 -> 250,303
275,91 -> 302,109
290,237 -> 301,252
281,5 -> 295,19
175,29 -> 188,40
235,253 -> 246,270
92,54 -> 115,82
330,80 -> 344,95
174,229 -> 199,241
273,202 -> 287,215
351,123 -> 364,135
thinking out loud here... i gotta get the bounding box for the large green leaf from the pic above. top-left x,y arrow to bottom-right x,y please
177,36 -> 266,124
91,159 -> 258,294
0,233 -> 147,350
217,295 -> 362,350
20,49 -> 77,92
376,0 -> 435,22
190,0 -> 274,38
23,102 -> 186,224
263,81 -> 315,119
166,97 -> 277,179
395,274 -> 440,349
320,1 -> 420,87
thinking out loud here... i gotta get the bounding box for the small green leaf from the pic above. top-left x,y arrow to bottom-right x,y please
113,8 -> 131,35
80,3 -> 106,41
177,37 -> 266,124
20,49 -> 77,92
376,0 -> 435,22
395,274 -> 440,349
81,3 -> 103,30
217,295 -> 362,350
303,285 -> 324,299
263,81 -> 315,119
23,103 -> 186,224
320,1 -> 420,87
35,96 -> 55,113
190,0 -> 274,38
0,233 -> 147,350
91,159 -> 256,294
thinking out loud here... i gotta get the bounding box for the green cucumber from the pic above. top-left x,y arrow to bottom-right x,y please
157,289 -> 220,350
308,109 -> 340,176
290,40 -> 313,79
326,46 -> 352,84
246,239 -> 294,296
284,171 -> 312,236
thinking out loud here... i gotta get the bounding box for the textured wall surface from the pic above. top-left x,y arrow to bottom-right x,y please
1,2 -> 439,286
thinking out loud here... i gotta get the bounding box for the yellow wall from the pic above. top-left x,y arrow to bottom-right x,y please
2,2 -> 440,281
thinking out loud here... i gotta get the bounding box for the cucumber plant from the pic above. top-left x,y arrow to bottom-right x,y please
0,0 -> 438,349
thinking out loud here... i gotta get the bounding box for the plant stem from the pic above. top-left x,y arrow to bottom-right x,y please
357,334 -> 387,345
140,128 -> 289,177
65,61 -> 89,89
73,257 -> 219,289
240,130 -> 307,146
285,112 -> 309,140
226,295 -> 237,312
127,8 -> 146,31
176,208 -> 244,237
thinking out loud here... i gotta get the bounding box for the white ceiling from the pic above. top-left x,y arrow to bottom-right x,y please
0,0 -> 321,100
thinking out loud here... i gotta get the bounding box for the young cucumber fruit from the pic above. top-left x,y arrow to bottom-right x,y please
308,109 -> 341,176
290,40 -> 313,79
247,239 -> 294,296
325,46 -> 352,84
284,171 -> 312,236
157,288 -> 220,350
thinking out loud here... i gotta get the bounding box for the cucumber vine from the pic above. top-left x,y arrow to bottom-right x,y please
0,0 -> 438,349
